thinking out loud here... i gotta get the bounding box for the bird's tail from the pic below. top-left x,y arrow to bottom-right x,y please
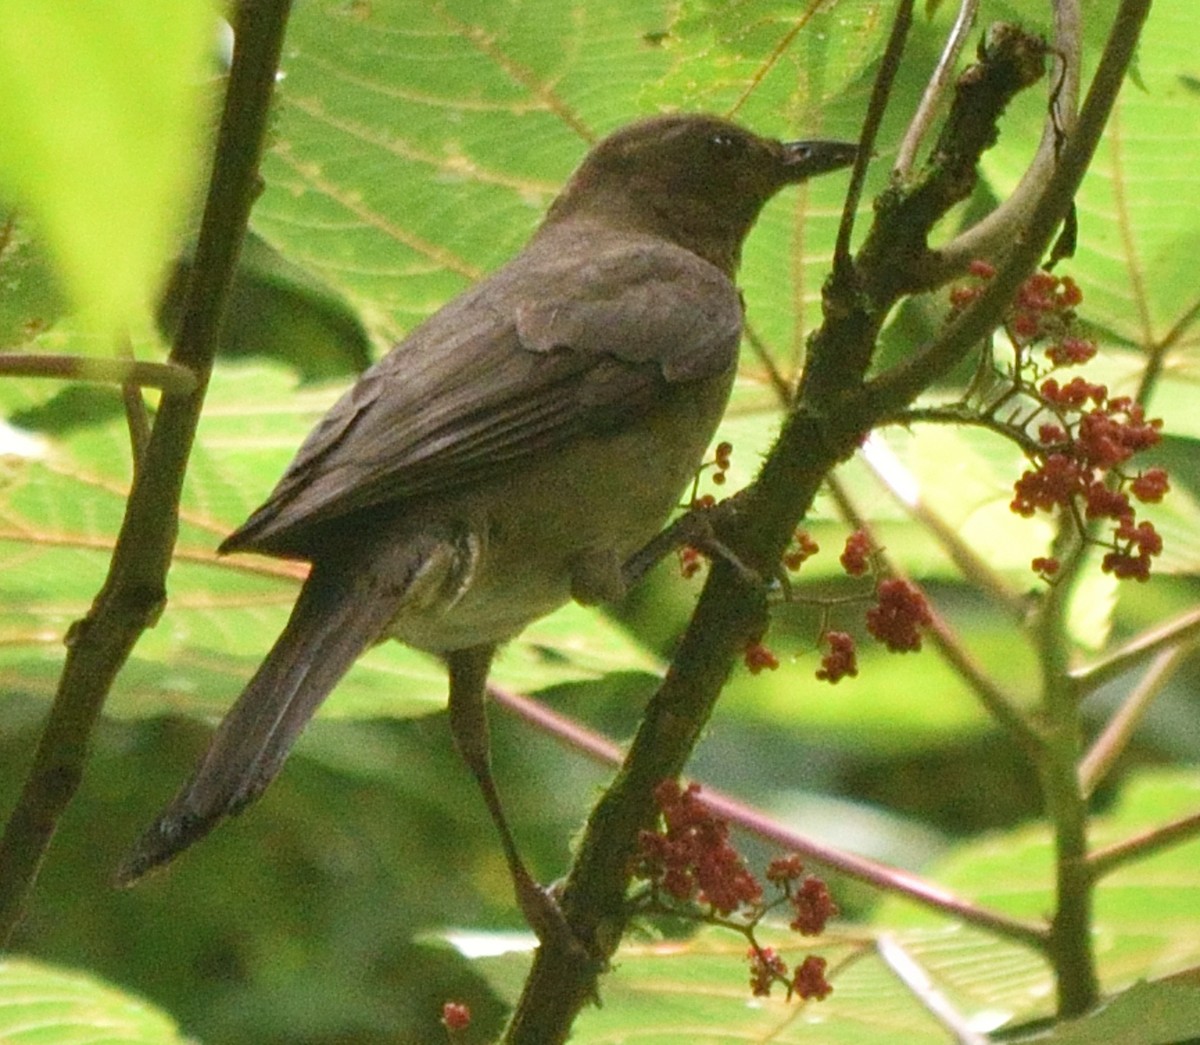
117,557 -> 405,885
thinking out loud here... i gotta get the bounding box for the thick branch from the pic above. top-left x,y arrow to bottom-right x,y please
866,1 -> 1143,418
933,0 -> 1082,278
502,9 -> 1064,1043
507,0 -> 1151,1035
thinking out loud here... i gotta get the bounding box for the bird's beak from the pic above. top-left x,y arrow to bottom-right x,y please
779,139 -> 858,181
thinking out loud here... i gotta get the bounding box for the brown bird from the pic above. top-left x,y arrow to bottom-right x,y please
119,113 -> 855,936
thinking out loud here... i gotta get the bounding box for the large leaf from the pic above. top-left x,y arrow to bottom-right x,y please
0,957 -> 188,1044
0,1 -> 212,339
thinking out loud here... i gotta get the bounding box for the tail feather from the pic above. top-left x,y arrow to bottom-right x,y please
117,562 -> 402,885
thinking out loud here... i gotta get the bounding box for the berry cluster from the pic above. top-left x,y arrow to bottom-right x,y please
678,443 -> 736,578
816,631 -> 858,683
633,780 -> 762,915
748,948 -> 832,1001
819,531 -> 932,680
733,529 -> 932,684
632,781 -> 837,1002
839,529 -> 872,576
950,262 -> 1086,352
1012,380 -> 1166,580
712,440 -> 733,485
678,543 -> 705,579
865,577 -> 934,652
785,529 -> 821,571
766,854 -> 839,936
954,265 -> 1169,583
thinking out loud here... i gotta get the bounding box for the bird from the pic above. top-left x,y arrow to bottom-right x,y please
118,113 -> 856,938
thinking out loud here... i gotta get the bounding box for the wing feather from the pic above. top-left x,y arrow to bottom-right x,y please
223,231 -> 741,556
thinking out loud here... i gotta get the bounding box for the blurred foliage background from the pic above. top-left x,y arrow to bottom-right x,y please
1,0 -> 1198,1042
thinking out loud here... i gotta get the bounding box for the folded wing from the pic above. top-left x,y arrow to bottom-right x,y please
223,233 -> 742,557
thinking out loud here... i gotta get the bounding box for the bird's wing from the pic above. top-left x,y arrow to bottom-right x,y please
223,237 -> 742,556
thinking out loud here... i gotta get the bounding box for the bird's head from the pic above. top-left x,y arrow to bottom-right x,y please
542,114 -> 857,275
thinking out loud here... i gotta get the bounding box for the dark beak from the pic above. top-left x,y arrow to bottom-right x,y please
779,139 -> 858,181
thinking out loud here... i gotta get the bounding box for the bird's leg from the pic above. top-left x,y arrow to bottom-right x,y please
446,644 -> 579,952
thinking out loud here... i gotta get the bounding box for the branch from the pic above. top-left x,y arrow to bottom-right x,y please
1069,605 -> 1200,696
933,0 -> 1083,279
893,0 -> 980,176
1088,810 -> 1200,881
0,0 -> 293,943
503,9 -> 1063,1043
863,0 -> 1134,417
504,0 -> 1155,1032
0,353 -> 197,394
1078,646 -> 1189,797
490,683 -> 1049,950
833,0 -> 913,267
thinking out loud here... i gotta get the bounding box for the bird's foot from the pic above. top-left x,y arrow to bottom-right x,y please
621,494 -> 758,589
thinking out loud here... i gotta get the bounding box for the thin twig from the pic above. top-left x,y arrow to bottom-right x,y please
1069,605 -> 1200,696
117,334 -> 153,470
894,0 -> 981,176
834,0 -> 914,266
0,353 -> 196,394
1079,646 -> 1190,797
489,682 -> 1050,951
1088,810 -> 1200,881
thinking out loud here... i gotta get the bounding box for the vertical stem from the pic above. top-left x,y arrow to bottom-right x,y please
1030,515 -> 1097,1012
0,0 -> 293,944
1029,0 -> 1153,1016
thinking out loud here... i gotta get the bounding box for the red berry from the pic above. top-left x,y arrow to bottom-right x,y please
441,1002 -> 471,1031
865,579 -> 932,653
793,955 -> 833,1001
815,631 -> 858,683
839,530 -> 872,576
1131,467 -> 1169,503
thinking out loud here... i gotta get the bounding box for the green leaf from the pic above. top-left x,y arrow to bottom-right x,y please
0,1 -> 213,339
159,231 -> 374,382
0,957 -> 187,1044
879,771 -> 1200,995
1011,978 -> 1200,1044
